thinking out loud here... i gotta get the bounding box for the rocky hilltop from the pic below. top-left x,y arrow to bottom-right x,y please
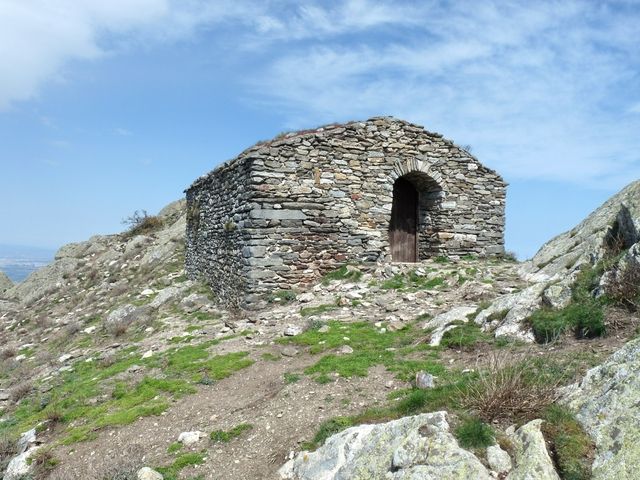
0,181 -> 639,480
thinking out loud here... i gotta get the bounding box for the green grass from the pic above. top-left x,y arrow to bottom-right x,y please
322,265 -> 363,284
454,417 -> 495,449
0,342 -> 253,446
261,352 -> 280,361
542,405 -> 594,480
280,320 -> 443,380
210,423 -> 253,443
439,322 -> 492,349
284,372 -> 302,384
156,451 -> 206,480
529,301 -> 605,344
167,442 -> 183,454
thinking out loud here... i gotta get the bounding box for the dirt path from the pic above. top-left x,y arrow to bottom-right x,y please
51,350 -> 401,479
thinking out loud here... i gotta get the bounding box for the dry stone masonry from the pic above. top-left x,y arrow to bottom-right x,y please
185,117 -> 506,307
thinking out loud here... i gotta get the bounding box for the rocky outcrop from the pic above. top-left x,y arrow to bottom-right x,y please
562,336 -> 640,479
506,420 -> 559,480
279,412 -> 560,480
474,179 -> 640,341
3,201 -> 186,307
422,305 -> 477,346
279,412 -> 491,480
521,181 -> 640,282
0,271 -> 13,293
4,429 -> 40,480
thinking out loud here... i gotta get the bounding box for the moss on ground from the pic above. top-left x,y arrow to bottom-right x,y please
156,451 -> 206,480
0,341 -> 253,446
280,320 -> 443,381
210,423 -> 253,443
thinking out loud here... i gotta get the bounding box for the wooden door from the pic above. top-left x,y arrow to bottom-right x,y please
389,178 -> 418,262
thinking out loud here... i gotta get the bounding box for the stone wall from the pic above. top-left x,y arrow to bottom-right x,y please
186,117 -> 506,307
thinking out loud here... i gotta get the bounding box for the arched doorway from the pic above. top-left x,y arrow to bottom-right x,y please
389,177 -> 418,262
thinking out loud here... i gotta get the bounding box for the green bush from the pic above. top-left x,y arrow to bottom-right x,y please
529,309 -> 571,343
529,301 -> 605,344
567,302 -> 605,339
454,417 -> 494,449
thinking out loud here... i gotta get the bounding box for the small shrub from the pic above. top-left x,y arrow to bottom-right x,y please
568,303 -> 606,339
90,443 -> 144,480
529,302 -> 605,344
122,210 -> 163,237
454,417 -> 494,449
440,322 -> 491,349
434,256 -> 450,263
606,260 -> 640,311
9,381 -> 33,403
0,436 -> 17,472
0,347 -> 17,361
529,309 -> 570,343
30,448 -> 59,478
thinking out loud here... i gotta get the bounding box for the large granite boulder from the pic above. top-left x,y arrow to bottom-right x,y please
279,412 -> 560,479
279,412 -> 491,480
562,336 -> 640,479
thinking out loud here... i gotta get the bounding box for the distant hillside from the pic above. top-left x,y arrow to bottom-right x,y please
0,244 -> 55,282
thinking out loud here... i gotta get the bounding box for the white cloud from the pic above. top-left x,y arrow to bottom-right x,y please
243,1 -> 640,188
0,0 -> 261,108
114,127 -> 132,136
1,0 -> 639,188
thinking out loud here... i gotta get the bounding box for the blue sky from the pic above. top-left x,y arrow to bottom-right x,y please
0,0 -> 639,259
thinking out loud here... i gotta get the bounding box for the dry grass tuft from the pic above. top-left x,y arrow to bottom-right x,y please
606,260 -> 640,312
460,353 -> 560,423
0,346 -> 17,361
9,381 -> 33,403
